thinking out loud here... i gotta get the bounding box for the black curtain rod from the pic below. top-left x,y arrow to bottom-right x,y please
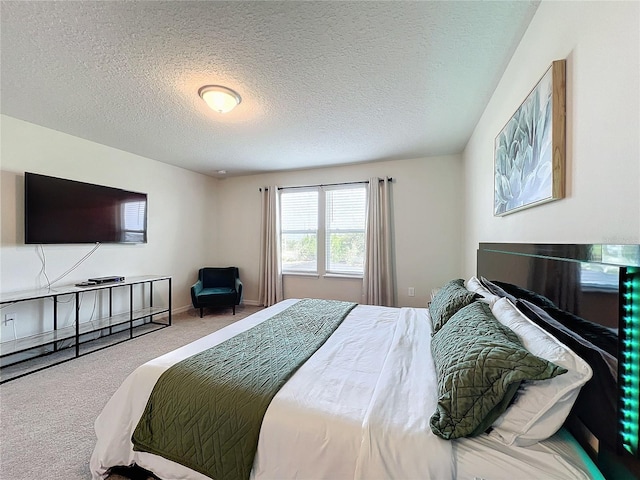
259,177 -> 392,192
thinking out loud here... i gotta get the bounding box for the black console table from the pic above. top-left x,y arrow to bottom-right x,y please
0,275 -> 171,383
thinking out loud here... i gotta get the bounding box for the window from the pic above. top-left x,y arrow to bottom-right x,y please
581,245 -> 640,291
280,189 -> 318,273
280,184 -> 367,276
121,200 -> 147,242
325,187 -> 366,274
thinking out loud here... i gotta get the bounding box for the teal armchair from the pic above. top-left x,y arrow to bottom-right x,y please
190,267 -> 243,317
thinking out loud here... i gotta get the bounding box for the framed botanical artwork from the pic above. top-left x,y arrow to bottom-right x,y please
494,59 -> 566,216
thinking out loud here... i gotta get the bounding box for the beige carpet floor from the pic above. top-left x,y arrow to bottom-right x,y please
0,305 -> 262,480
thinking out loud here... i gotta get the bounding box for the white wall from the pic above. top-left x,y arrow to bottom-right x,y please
215,156 -> 464,307
0,115 -> 217,339
462,0 -> 640,276
1,114 -> 464,336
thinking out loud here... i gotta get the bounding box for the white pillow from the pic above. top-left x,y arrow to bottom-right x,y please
465,276 -> 500,305
489,297 -> 592,446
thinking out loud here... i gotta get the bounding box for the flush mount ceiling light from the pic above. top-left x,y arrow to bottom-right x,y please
198,85 -> 241,113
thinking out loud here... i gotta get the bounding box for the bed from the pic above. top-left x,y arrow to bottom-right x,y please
90,243 -> 640,480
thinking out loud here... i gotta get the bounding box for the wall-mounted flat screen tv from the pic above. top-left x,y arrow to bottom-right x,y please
25,172 -> 147,244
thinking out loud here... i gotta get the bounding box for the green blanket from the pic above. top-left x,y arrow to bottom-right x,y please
131,299 -> 357,480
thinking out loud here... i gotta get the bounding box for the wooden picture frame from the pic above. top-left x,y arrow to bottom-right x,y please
494,59 -> 566,216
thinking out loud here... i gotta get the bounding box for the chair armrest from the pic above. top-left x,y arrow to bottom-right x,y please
235,277 -> 243,304
191,280 -> 203,307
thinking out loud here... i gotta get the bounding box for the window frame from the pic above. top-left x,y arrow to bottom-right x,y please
279,184 -> 367,277
324,185 -> 367,276
280,188 -> 320,275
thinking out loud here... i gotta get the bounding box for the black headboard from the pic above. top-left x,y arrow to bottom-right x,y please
477,243 -> 640,479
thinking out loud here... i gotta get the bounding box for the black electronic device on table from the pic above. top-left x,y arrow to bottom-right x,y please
87,276 -> 125,284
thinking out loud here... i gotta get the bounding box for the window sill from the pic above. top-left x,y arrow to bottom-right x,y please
282,272 -> 363,280
323,273 -> 363,280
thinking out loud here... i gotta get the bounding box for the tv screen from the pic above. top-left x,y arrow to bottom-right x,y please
25,172 -> 147,244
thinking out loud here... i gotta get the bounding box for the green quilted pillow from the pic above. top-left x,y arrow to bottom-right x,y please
429,279 -> 480,333
430,302 -> 567,440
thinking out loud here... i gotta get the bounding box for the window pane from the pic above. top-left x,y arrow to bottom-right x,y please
327,232 -> 365,274
122,201 -> 146,231
281,190 -> 318,272
281,190 -> 318,231
325,187 -> 366,275
602,245 -> 640,265
281,233 -> 317,272
582,245 -> 640,291
121,200 -> 146,242
326,188 -> 366,230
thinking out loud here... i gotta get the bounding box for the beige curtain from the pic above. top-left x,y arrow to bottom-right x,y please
363,177 -> 394,306
258,187 -> 283,306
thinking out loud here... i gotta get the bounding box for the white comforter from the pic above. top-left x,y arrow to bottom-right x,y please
91,300 -> 601,480
90,300 -> 454,479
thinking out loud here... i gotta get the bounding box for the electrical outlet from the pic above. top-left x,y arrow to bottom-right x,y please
4,313 -> 16,325
408,287 -> 415,297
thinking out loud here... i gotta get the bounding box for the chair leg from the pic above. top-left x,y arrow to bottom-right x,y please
232,304 -> 236,315
200,307 -> 203,318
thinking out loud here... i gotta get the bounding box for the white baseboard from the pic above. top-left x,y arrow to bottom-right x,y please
242,299 -> 261,306
172,304 -> 193,314
170,300 -> 262,316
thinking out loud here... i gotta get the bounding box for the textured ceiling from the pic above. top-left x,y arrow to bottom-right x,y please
1,1 -> 539,177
